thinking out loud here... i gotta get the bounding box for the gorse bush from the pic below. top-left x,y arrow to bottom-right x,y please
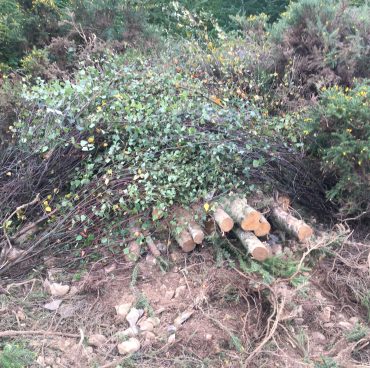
270,0 -> 370,99
304,81 -> 370,218
0,343 -> 35,368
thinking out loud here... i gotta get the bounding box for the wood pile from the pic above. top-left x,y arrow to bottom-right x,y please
169,195 -> 313,262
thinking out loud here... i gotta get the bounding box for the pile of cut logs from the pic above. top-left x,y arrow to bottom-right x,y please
171,196 -> 313,262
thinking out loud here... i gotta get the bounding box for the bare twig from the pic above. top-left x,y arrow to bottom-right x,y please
0,330 -> 80,338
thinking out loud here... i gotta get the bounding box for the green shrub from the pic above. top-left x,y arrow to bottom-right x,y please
0,0 -> 26,65
270,0 -> 370,102
21,47 -> 50,78
0,343 -> 35,368
304,81 -> 370,218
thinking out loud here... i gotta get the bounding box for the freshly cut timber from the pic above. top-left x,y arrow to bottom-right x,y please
172,208 -> 205,248
214,208 -> 234,232
188,221 -> 204,244
220,197 -> 261,231
254,215 -> 271,237
175,229 -> 196,252
270,206 -> 313,242
234,228 -> 269,261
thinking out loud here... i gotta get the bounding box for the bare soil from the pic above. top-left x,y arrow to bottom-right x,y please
0,233 -> 369,368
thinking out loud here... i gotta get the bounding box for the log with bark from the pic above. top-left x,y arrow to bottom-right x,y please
171,208 -> 204,251
270,206 -> 313,242
234,228 -> 270,261
213,208 -> 234,232
174,229 -> 196,252
219,197 -> 261,231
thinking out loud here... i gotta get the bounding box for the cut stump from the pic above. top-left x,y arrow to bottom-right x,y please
254,215 -> 271,237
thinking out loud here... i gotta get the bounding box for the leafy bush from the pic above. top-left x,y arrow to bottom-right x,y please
270,0 -> 370,101
0,0 -> 26,65
0,343 -> 35,368
304,81 -> 370,218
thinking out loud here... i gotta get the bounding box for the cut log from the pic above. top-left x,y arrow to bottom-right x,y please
234,228 -> 269,261
175,229 -> 196,252
214,208 -> 234,232
188,221 -> 204,244
270,206 -> 313,242
254,215 -> 271,237
172,208 -> 204,249
220,197 -> 261,231
145,236 -> 161,258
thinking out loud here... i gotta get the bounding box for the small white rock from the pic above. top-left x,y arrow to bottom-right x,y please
49,283 -> 70,297
205,334 -> 213,341
43,299 -> 63,311
311,331 -> 326,343
117,327 -> 138,337
117,338 -> 140,355
175,285 -> 187,298
88,334 -> 107,348
139,320 -> 154,332
168,334 -> 176,344
126,308 -> 144,329
164,290 -> 175,301
115,303 -> 132,319
319,306 -> 331,323
146,317 -> 160,327
338,321 -> 353,330
349,317 -> 359,325
174,310 -> 194,327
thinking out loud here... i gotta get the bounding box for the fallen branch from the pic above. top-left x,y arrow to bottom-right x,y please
0,330 -> 80,338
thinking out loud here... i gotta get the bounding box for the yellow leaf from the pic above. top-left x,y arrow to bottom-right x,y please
45,206 -> 52,212
88,136 -> 95,144
43,200 -> 49,206
204,203 -> 210,212
210,95 -> 223,107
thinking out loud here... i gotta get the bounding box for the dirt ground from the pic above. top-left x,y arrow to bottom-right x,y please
0,229 -> 370,368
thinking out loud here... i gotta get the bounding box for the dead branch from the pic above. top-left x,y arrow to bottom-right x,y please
0,330 -> 80,338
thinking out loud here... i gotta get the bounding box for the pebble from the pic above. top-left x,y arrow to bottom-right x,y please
175,285 -> 187,298
139,320 -> 154,332
311,331 -> 326,343
115,303 -> 132,319
338,321 -> 353,330
126,308 -> 144,329
168,334 -> 176,344
174,310 -> 193,327
319,306 -> 331,323
88,334 -> 107,348
117,338 -> 140,355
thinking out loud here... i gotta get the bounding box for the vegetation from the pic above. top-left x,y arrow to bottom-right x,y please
0,1 -> 369,367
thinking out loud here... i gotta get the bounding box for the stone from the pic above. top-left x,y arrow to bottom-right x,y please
47,282 -> 70,296
115,303 -> 132,319
126,308 -> 144,329
338,321 -> 353,330
88,334 -> 107,348
174,310 -> 193,327
146,317 -> 160,327
319,306 -> 331,323
311,332 -> 326,343
205,334 -> 213,341
117,327 -> 138,337
43,299 -> 63,311
349,317 -> 359,325
139,320 -> 154,332
117,338 -> 140,355
175,285 -> 187,298
164,290 -> 175,301
168,334 -> 176,344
